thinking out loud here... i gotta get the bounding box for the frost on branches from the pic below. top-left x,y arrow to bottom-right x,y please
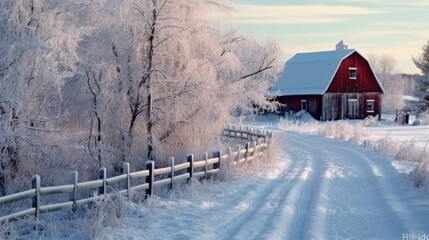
1,0 -> 283,190
68,0 -> 283,172
0,0 -> 78,194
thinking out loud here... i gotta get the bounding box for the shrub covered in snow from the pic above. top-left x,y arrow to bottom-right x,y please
374,134 -> 399,156
416,111 -> 429,125
409,158 -> 429,190
0,221 -> 17,240
77,193 -> 128,239
394,139 -> 421,162
363,115 -> 379,127
318,120 -> 355,140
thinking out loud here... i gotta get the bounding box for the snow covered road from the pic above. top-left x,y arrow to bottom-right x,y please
281,132 -> 429,239
108,130 -> 429,240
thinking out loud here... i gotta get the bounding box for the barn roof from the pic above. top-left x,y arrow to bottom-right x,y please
270,49 -> 383,96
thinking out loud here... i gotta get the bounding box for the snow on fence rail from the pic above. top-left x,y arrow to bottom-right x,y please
0,127 -> 272,223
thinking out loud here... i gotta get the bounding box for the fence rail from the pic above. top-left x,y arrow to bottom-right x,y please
0,127 -> 272,223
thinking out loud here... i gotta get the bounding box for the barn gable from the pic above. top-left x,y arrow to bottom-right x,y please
328,51 -> 384,93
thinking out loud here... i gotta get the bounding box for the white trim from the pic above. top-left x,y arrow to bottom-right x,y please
321,50 -> 386,94
301,99 -> 308,110
359,55 -> 386,94
349,67 -> 357,80
322,50 -> 355,94
366,99 -> 375,113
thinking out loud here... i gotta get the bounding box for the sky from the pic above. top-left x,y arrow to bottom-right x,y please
220,0 -> 429,74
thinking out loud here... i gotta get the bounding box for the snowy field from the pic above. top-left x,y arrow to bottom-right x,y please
6,117 -> 429,239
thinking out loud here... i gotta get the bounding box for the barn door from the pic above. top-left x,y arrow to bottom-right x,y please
347,99 -> 358,119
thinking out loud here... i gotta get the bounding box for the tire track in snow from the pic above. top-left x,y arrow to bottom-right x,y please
126,129 -> 429,240
281,133 -> 330,240
252,140 -> 323,240
325,144 -> 410,238
214,131 -> 429,240
288,132 -> 429,239
286,132 -> 364,239
217,131 -> 330,240
329,143 -> 429,234
216,148 -> 309,240
290,132 -> 405,238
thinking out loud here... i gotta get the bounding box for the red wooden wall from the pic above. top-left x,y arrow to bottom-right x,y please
327,52 -> 383,93
275,51 -> 383,120
276,95 -> 323,120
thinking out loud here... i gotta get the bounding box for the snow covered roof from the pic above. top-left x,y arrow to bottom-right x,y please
271,49 -> 360,96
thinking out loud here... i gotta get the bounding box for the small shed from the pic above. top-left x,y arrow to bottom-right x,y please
271,41 -> 385,120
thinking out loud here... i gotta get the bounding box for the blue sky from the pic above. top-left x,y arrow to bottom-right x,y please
224,0 -> 429,74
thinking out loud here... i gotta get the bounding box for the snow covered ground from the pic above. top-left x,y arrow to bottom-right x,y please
9,117 -> 429,239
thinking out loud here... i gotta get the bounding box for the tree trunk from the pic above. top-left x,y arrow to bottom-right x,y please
0,155 -> 6,196
86,69 -> 103,167
145,7 -> 156,161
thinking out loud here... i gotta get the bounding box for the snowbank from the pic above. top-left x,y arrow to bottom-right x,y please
293,110 -> 316,122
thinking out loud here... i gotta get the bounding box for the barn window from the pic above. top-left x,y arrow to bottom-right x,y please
349,67 -> 357,80
301,100 -> 308,111
366,99 -> 375,113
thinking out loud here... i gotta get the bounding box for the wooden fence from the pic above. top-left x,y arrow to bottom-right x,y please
0,127 -> 272,223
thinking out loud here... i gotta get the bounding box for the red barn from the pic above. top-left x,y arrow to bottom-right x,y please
271,41 -> 385,120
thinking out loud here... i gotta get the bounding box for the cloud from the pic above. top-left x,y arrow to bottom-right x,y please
319,0 -> 429,7
230,4 -> 383,25
385,0 -> 429,7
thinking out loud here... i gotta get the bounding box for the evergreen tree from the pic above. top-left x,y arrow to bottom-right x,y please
413,41 -> 429,112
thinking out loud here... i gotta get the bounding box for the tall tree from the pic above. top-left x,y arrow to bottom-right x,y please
368,53 -> 406,113
71,0 -> 283,169
0,0 -> 78,194
413,41 -> 429,112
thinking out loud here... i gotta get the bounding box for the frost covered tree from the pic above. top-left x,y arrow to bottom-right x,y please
413,41 -> 429,112
0,0 -> 281,192
68,0 -> 283,170
0,0 -> 78,194
368,53 -> 406,113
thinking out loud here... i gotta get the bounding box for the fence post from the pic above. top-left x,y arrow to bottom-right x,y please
32,175 -> 40,218
236,145 -> 241,163
204,152 -> 208,179
98,168 -> 107,195
187,154 -> 194,182
257,139 -> 262,157
248,128 -> 252,141
267,131 -> 272,145
69,171 -> 78,213
169,157 -> 175,190
251,141 -> 257,160
146,161 -> 155,197
213,151 -> 221,171
245,142 -> 250,162
123,162 -> 130,198
262,132 -> 266,145
227,146 -> 232,160
238,126 -> 241,138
